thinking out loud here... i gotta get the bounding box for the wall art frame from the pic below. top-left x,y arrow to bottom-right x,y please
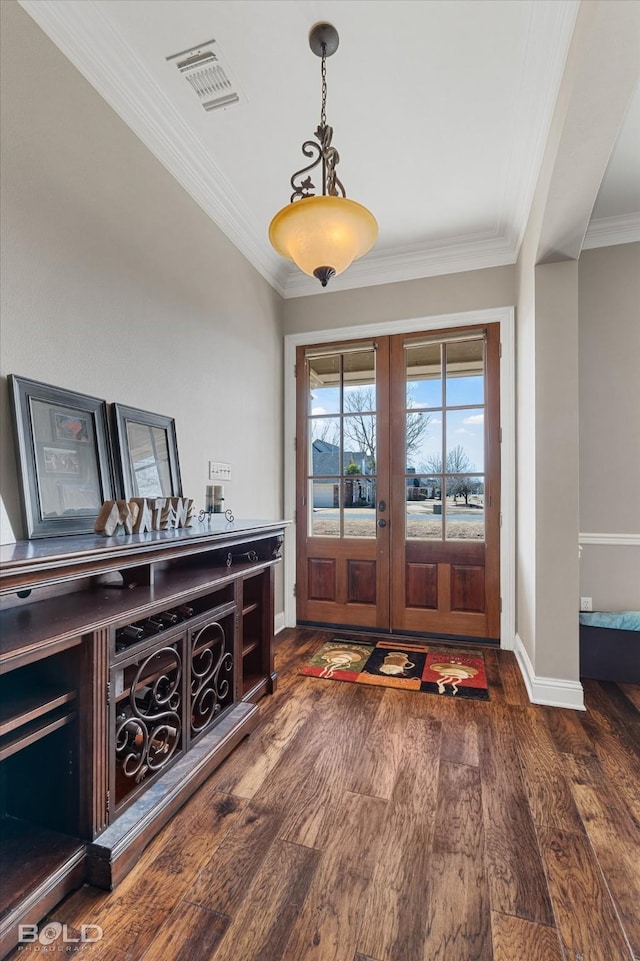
112,404 -> 182,501
9,375 -> 115,538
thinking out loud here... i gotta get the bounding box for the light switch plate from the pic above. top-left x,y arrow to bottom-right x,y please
209,461 -> 232,481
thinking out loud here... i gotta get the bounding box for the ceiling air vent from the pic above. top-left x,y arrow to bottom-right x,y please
166,39 -> 243,112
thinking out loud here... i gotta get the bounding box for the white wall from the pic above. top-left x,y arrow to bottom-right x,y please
515,252 -> 581,687
578,242 -> 640,611
283,265 -> 515,334
534,260 -> 580,680
0,3 -> 284,578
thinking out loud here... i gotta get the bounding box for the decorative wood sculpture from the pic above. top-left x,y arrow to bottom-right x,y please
94,501 -> 120,536
161,500 -> 177,530
149,498 -> 166,531
130,498 -> 154,534
172,497 -> 194,528
95,497 -> 195,536
117,500 -> 136,534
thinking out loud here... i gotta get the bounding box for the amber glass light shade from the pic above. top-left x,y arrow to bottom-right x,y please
269,195 -> 378,284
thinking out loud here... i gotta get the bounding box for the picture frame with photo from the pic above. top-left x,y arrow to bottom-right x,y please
112,404 -> 182,501
9,375 -> 115,538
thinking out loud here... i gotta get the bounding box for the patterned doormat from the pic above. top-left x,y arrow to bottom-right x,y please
298,638 -> 490,700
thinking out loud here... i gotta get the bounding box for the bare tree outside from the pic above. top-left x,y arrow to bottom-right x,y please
310,418 -> 339,446
421,444 -> 482,505
343,386 -> 431,471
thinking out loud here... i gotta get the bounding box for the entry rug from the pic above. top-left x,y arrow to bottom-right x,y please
299,639 -> 490,700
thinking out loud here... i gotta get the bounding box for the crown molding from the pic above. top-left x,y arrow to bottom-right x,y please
281,231 -> 518,298
506,1 -> 581,255
582,213 -> 640,250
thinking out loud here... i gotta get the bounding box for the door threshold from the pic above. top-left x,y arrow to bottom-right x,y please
296,621 -> 500,648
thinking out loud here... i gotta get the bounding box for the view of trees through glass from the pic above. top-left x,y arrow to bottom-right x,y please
306,336 -> 486,541
308,348 -> 377,538
405,336 -> 485,540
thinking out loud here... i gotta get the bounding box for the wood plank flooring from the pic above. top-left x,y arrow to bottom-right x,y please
11,628 -> 640,961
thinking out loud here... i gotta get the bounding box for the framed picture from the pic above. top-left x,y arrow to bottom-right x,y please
9,376 -> 115,538
112,404 -> 182,501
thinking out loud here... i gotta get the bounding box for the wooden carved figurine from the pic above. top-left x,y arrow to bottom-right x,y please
116,500 -> 135,534
94,501 -> 120,536
130,498 -> 154,534
149,498 -> 166,531
161,499 -> 177,530
171,497 -> 193,528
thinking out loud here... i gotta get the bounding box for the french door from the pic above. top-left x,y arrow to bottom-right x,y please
295,324 -> 500,640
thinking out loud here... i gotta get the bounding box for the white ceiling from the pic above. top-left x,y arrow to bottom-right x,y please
18,0 -> 640,297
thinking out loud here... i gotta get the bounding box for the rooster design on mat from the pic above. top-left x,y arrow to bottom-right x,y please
429,660 -> 479,695
318,649 -> 364,678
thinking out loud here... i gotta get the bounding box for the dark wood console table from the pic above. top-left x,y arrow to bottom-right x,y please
0,519 -> 286,958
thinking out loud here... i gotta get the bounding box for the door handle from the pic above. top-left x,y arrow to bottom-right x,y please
377,519 -> 387,528
378,500 -> 386,512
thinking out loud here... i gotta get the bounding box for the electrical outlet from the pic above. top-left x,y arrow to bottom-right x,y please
580,596 -> 593,612
209,461 -> 232,481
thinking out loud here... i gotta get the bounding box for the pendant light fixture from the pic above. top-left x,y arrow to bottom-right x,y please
268,23 -> 378,288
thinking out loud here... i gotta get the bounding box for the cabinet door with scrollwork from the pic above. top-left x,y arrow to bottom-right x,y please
113,639 -> 185,811
188,607 -> 236,743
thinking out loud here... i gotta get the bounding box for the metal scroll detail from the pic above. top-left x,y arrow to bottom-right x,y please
229,549 -> 259,565
190,620 -> 234,736
290,123 -> 346,203
272,535 -> 284,559
115,646 -> 182,786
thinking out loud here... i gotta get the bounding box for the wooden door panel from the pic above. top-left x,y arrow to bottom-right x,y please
405,563 -> 438,609
304,566 -> 380,626
347,559 -> 377,605
450,565 -> 485,613
302,541 -> 382,626
307,558 -> 336,601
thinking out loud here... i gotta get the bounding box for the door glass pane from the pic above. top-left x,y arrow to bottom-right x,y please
310,417 -> 341,475
343,477 -> 376,538
445,476 -> 485,540
446,408 -> 484,473
406,343 -> 441,409
344,414 -> 376,474
309,479 -> 340,537
445,340 -> 484,407
406,475 -> 442,539
408,415 -> 442,474
343,350 -> 376,410
306,346 -> 377,542
308,354 -> 340,415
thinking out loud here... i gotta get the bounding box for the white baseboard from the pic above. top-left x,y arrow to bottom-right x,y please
274,611 -> 286,635
514,634 -> 585,710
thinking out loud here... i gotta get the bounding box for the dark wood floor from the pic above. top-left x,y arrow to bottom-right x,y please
13,628 -> 640,961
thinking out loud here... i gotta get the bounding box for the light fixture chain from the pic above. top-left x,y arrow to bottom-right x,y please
321,43 -> 327,126
270,22 -> 377,288
287,27 -> 345,203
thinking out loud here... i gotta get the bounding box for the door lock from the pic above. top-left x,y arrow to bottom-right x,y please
377,518 -> 387,528
378,500 -> 386,512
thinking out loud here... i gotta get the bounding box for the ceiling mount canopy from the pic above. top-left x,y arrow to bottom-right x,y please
268,22 -> 378,288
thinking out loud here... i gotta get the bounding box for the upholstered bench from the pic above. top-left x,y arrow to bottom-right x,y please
579,611 -> 640,683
